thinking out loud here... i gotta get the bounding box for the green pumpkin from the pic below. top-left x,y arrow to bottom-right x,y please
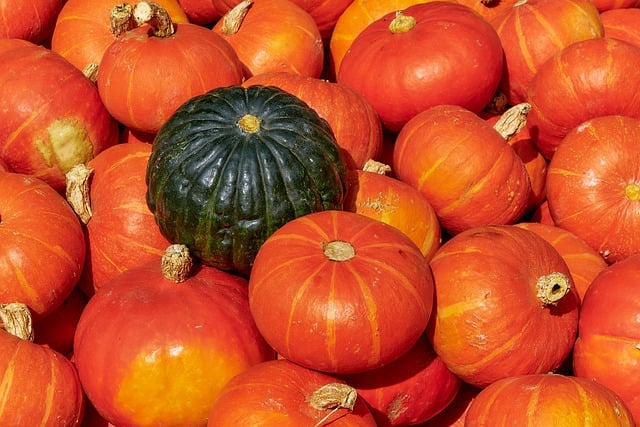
146,85 -> 347,276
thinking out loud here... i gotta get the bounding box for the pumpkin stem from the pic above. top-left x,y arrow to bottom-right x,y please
133,1 -> 175,37
65,163 -> 94,224
362,159 -> 392,175
0,303 -> 34,342
493,103 -> 531,142
220,0 -> 252,35
110,3 -> 137,38
536,272 -> 571,306
310,383 -> 358,427
625,182 -> 640,201
82,63 -> 99,83
389,11 -> 417,34
237,114 -> 261,133
161,244 -> 194,283
323,240 -> 355,261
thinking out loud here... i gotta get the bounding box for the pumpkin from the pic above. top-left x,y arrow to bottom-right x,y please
483,103 -> 548,215
50,0 -> 189,77
212,0 -> 324,79
243,71 -> 383,170
590,0 -> 640,11
420,383 -> 479,427
427,225 -> 580,388
176,0 -> 221,25
208,359 -> 377,426
146,84 -> 347,276
515,222 -> 607,302
454,0 -> 519,23
328,0 -> 435,77
33,286 -> 87,356
546,115 -> 640,264
97,2 -> 243,134
393,104 -> 531,236
492,0 -> 604,105
337,2 -> 504,132
0,0 -> 66,44
601,7 -> 640,48
527,37 -> 640,159
465,373 -> 635,426
341,334 -> 461,426
0,158 -> 11,173
74,245 -> 275,427
573,253 -> 640,423
0,303 -> 84,425
66,142 -> 171,295
249,210 -> 434,374
0,172 -> 85,318
0,40 -> 119,193
344,160 -> 441,261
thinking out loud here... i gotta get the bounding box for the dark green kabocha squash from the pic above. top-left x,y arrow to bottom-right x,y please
146,85 -> 347,276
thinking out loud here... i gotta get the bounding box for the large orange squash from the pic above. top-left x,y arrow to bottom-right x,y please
601,7 -> 640,48
337,2 -> 504,132
0,0 -> 66,44
74,245 -> 275,426
0,172 -> 85,318
249,210 -> 434,374
427,225 -> 580,388
393,104 -> 531,236
546,115 -> 640,264
51,0 -> 189,77
573,253 -> 640,424
243,72 -> 383,170
465,373 -> 635,426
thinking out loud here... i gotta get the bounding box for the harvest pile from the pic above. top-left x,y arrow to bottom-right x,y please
1,0 -> 640,425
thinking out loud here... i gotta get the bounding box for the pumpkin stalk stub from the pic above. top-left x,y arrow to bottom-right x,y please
237,114 -> 261,133
536,272 -> 571,306
493,102 -> 531,142
389,11 -> 417,34
65,163 -> 94,224
220,0 -> 253,35
310,382 -> 358,426
160,244 -> 193,283
110,1 -> 175,38
0,303 -> 34,342
323,240 -> 356,261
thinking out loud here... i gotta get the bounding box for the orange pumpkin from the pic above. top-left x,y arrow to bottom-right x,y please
249,210 -> 434,374
243,71 -> 383,170
492,0 -> 604,105
97,1 -> 243,134
465,373 -> 635,426
515,222 -> 607,302
590,0 -> 640,11
601,7 -> 640,48
51,0 -> 189,76
573,253 -> 640,424
546,115 -> 640,264
0,0 -> 66,44
393,104 -> 531,235
0,172 -> 85,318
427,225 -> 580,387
344,160 -> 441,261
212,0 -> 324,78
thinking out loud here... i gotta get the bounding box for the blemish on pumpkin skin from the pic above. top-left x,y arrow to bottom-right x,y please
36,118 -> 94,173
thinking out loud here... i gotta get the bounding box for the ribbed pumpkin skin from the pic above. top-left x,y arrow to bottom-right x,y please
146,85 -> 347,276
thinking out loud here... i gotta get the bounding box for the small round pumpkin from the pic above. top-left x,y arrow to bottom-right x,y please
74,245 -> 275,427
393,104 -> 531,235
573,253 -> 640,424
546,115 -> 640,264
601,7 -> 640,48
249,210 -> 434,374
427,224 -> 580,388
146,84 -> 347,276
465,373 -> 635,426
0,0 -> 66,44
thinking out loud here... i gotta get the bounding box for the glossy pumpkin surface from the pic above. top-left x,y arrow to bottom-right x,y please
573,253 -> 640,424
249,210 -> 434,374
465,373 -> 635,426
0,173 -> 85,318
393,104 -> 531,235
546,115 -> 640,264
74,250 -> 275,426
0,0 -> 66,43
337,2 -> 504,132
427,225 -> 580,388
146,85 -> 347,276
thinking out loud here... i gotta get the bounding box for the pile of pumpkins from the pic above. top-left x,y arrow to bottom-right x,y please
1,0 -> 640,425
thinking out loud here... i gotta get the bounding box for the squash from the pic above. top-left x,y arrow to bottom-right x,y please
427,224 -> 580,388
146,84 -> 347,276
248,210 -> 434,374
0,0 -> 66,44
73,244 -> 275,426
573,253 -> 640,424
601,7 -> 640,49
465,373 -> 635,426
